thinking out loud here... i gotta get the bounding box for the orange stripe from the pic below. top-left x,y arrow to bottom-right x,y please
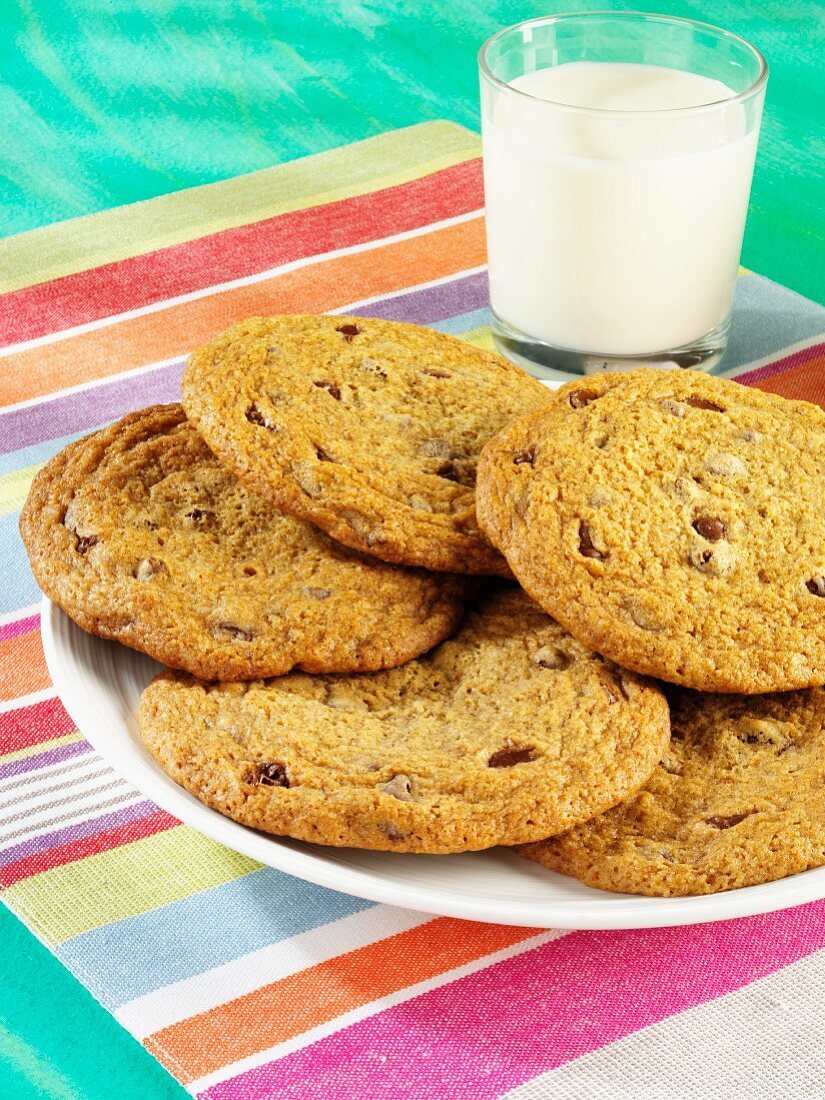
0,218 -> 485,407
0,628 -> 51,702
147,916 -> 538,1083
748,355 -> 825,409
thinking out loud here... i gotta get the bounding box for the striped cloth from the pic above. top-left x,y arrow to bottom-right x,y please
2,120 -> 825,1099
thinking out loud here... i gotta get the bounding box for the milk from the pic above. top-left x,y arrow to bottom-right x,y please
482,63 -> 760,356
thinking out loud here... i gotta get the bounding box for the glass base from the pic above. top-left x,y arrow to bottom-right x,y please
491,311 -> 731,381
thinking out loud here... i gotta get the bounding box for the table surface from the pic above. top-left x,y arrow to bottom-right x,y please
2,1 -> 823,1096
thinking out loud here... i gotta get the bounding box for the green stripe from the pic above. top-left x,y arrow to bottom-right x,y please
4,826 -> 260,943
0,121 -> 480,293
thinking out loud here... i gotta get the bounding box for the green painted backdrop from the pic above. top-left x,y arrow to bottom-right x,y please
2,1 -> 823,1096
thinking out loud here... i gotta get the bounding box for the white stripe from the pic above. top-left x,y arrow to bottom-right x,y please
0,688 -> 57,715
0,760 -> 114,810
118,906 -> 431,1038
0,776 -> 133,841
0,604 -> 40,628
0,791 -> 146,850
0,768 -> 130,826
0,260 -> 485,419
0,749 -> 100,794
719,332 -> 825,379
0,210 -> 483,360
187,928 -> 568,1095
501,948 -> 825,1100
0,759 -> 125,816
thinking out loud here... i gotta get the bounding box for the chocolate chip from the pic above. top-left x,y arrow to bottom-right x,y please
315,445 -> 334,462
568,389 -> 599,408
378,822 -> 407,841
419,438 -> 452,458
185,508 -> 212,523
704,813 -> 750,829
75,534 -> 99,554
436,461 -> 460,482
313,380 -> 341,400
246,405 -> 274,429
488,746 -> 535,768
382,774 -> 413,801
359,357 -> 387,378
684,396 -> 724,412
305,587 -> 331,600
579,522 -> 607,560
690,548 -> 714,568
513,448 -> 535,466
217,623 -> 254,641
134,557 -> 167,582
423,369 -> 451,379
336,323 -> 361,342
806,576 -> 825,597
692,516 -> 726,541
249,762 -> 290,788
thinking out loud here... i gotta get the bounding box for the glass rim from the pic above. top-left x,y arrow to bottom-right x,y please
478,10 -> 769,117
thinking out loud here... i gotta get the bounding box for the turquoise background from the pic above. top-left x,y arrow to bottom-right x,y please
2,1 -> 822,1096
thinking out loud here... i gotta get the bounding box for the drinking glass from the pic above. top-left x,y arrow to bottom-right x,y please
479,12 -> 768,378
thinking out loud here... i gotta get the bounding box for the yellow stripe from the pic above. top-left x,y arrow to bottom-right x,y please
461,325 -> 495,352
4,826 -> 260,943
0,121 -> 480,293
0,464 -> 40,517
0,732 -> 83,767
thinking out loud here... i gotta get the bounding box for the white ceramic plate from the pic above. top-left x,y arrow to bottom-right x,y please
41,597 -> 825,928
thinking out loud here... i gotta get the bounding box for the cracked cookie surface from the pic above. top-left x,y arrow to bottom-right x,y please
477,369 -> 825,693
20,405 -> 468,680
181,315 -> 551,575
521,686 -> 825,895
138,588 -> 669,853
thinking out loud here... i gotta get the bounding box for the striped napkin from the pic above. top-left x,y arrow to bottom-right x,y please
2,121 -> 825,1099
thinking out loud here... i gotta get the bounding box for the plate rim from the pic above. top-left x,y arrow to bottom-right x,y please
39,596 -> 825,929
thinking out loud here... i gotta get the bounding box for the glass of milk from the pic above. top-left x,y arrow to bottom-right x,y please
480,12 -> 768,378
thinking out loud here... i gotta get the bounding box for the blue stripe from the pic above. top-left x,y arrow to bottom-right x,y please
1,514 -> 40,615
55,866 -> 374,1005
0,428 -> 94,478
431,307 -> 491,337
718,274 -> 825,374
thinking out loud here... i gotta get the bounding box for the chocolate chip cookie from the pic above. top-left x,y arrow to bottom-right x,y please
181,315 -> 551,575
477,369 -> 825,693
138,588 -> 669,853
20,405 -> 468,681
521,686 -> 825,895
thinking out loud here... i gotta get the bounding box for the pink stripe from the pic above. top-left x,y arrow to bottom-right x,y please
0,614 -> 40,642
736,339 -> 825,385
200,900 -> 825,1100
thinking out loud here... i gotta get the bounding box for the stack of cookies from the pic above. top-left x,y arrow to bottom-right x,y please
20,316 -> 825,897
